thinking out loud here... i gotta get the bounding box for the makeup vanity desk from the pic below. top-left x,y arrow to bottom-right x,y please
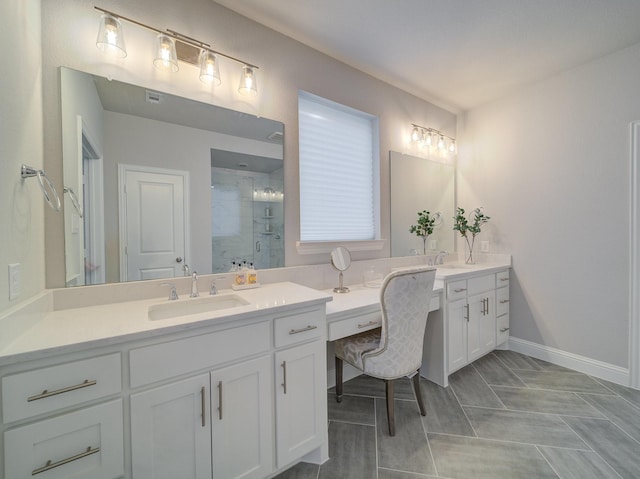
324,262 -> 511,388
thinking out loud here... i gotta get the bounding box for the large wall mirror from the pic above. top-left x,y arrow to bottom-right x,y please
60,67 -> 284,287
390,151 -> 455,257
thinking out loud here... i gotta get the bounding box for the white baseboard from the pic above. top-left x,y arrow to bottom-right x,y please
508,337 -> 630,387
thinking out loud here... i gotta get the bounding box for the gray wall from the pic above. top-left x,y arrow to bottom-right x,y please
0,0 -> 44,312
459,43 -> 640,368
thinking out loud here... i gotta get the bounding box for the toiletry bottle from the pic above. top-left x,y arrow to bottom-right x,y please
234,261 -> 246,286
248,263 -> 257,284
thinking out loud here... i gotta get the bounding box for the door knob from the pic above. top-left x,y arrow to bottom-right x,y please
176,257 -> 183,263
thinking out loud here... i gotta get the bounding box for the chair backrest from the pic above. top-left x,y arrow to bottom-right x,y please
362,266 -> 436,377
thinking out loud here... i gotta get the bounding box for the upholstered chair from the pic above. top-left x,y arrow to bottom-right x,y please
334,266 -> 436,436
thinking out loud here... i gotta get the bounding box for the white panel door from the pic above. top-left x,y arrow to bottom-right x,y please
467,293 -> 496,363
130,374 -> 211,479
119,165 -> 189,281
210,356 -> 273,479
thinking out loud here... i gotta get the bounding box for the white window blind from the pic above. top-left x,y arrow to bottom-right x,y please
299,92 -> 379,242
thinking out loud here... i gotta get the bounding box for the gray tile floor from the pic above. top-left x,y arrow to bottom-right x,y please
274,350 -> 640,479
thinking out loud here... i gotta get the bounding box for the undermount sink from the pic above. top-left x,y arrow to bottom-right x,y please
438,263 -> 477,270
148,294 -> 250,321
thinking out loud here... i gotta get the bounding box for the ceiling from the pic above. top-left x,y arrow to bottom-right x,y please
214,0 -> 640,112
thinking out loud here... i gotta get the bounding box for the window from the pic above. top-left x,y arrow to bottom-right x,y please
298,92 -> 380,244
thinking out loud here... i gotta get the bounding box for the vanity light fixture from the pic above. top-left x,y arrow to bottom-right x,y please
94,6 -> 259,95
410,123 -> 456,153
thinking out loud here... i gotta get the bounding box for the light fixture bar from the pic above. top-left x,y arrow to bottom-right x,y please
94,6 -> 259,69
410,123 -> 455,143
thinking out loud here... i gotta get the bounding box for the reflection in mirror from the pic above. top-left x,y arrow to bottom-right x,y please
330,246 -> 351,293
389,151 -> 455,257
60,67 -> 284,286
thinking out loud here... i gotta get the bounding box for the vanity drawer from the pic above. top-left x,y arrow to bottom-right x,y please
496,270 -> 510,287
2,353 -> 122,423
496,287 -> 510,317
130,321 -> 270,388
467,274 -> 495,296
497,314 -> 510,345
328,311 -> 382,341
446,280 -> 468,302
274,309 -> 324,348
4,399 -> 124,479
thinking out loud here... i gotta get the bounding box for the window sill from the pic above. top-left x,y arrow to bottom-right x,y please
295,239 -> 386,255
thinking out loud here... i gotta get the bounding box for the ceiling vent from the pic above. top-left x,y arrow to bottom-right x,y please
267,131 -> 284,143
145,90 -> 163,104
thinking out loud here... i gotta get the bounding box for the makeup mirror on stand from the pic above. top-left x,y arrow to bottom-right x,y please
330,246 -> 351,293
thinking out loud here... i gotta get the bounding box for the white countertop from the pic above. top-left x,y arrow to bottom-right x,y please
0,282 -> 332,367
324,280 -> 444,320
0,262 -> 510,368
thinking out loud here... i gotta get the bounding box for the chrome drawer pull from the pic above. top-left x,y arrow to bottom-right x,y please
28,379 -> 97,402
500,278 -> 509,282
500,299 -> 510,304
289,325 -> 318,335
500,327 -> 510,333
357,320 -> 381,329
32,446 -> 100,475
454,288 -> 467,293
218,381 -> 223,420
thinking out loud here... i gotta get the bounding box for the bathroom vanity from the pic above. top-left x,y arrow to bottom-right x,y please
0,283 -> 332,479
0,260 -> 510,478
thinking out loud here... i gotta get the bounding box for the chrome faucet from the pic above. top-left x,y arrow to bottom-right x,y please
435,251 -> 449,265
210,279 -> 218,296
190,272 -> 199,297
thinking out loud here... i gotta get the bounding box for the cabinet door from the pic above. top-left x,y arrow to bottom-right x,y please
447,298 -> 468,374
275,340 -> 326,467
467,293 -> 496,363
211,356 -> 273,479
131,374 -> 211,479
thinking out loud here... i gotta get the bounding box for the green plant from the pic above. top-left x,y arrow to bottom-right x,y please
453,207 -> 490,263
409,210 -> 438,255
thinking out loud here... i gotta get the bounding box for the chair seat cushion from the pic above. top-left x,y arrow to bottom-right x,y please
334,328 -> 381,370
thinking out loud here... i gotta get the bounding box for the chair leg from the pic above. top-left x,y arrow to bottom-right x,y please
412,369 -> 426,416
385,379 -> 395,436
335,356 -> 343,403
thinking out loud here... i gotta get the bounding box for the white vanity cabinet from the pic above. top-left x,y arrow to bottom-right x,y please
445,271 -> 503,375
1,354 -> 124,479
496,270 -> 510,346
128,305 -> 327,479
274,309 -> 327,468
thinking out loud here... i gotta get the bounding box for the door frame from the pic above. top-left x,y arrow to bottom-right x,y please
118,164 -> 191,282
630,122 -> 640,388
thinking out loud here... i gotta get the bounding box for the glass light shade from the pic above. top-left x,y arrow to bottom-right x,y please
96,14 -> 126,58
425,132 -> 433,147
238,65 -> 258,96
437,135 -> 445,150
449,140 -> 457,153
199,50 -> 221,85
153,34 -> 179,72
411,126 -> 421,142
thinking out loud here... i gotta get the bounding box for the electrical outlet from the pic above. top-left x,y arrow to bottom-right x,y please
480,241 -> 490,253
9,263 -> 22,301
429,239 -> 437,250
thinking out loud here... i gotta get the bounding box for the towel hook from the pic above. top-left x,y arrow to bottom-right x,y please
21,164 -> 61,212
